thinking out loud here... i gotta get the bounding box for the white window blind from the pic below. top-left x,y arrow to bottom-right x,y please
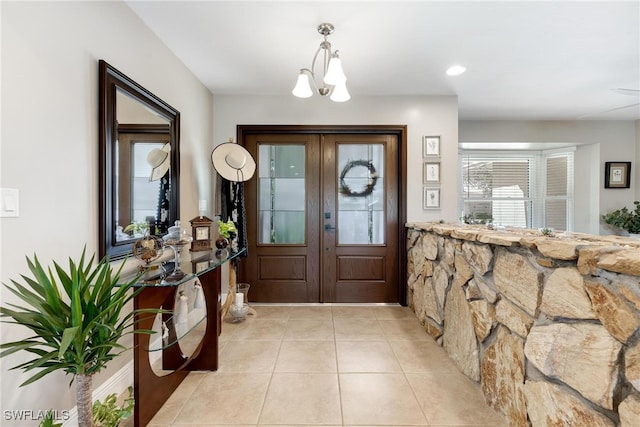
461,154 -> 534,227
460,150 -> 574,230
543,151 -> 574,231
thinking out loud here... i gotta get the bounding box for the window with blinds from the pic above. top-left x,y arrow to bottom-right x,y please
544,152 -> 573,231
460,150 -> 573,230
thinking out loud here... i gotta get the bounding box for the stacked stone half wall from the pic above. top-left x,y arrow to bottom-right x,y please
406,222 -> 640,427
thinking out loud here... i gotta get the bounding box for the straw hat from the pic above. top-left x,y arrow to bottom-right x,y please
211,142 -> 256,182
147,143 -> 171,181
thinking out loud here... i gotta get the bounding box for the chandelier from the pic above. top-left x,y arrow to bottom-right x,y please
292,23 -> 350,102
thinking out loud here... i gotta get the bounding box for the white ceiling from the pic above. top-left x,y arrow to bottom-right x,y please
125,1 -> 640,120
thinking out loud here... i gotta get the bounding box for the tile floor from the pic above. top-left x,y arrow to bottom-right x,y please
144,305 -> 507,427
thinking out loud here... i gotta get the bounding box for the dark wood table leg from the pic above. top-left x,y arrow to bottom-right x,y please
132,267 -> 221,427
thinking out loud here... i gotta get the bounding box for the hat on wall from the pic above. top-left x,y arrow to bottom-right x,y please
211,142 -> 256,182
147,143 -> 171,181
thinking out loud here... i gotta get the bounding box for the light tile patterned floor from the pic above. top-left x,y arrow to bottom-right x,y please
144,305 -> 507,427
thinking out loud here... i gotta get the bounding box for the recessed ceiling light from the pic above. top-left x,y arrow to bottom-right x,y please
446,65 -> 467,76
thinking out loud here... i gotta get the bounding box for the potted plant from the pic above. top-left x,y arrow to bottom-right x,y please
0,248 -> 157,427
215,219 -> 238,249
92,386 -> 135,427
602,201 -> 640,235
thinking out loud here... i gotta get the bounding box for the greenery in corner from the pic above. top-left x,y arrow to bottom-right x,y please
92,386 -> 135,427
0,248 -> 159,427
602,201 -> 640,234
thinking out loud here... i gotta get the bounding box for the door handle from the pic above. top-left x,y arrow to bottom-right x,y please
324,224 -> 336,231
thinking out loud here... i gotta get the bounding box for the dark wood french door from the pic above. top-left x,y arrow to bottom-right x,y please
240,126 -> 404,303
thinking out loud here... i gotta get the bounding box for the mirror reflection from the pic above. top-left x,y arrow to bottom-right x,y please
99,60 -> 180,259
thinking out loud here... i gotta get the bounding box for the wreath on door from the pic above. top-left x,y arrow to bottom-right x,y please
339,160 -> 378,197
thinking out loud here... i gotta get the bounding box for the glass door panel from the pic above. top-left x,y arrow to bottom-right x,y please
258,144 -> 306,244
337,143 -> 385,244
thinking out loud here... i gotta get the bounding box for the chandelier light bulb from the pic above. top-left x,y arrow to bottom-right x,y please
292,70 -> 313,98
330,81 -> 350,102
324,53 -> 346,85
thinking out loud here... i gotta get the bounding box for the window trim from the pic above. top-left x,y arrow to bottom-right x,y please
459,149 -> 574,230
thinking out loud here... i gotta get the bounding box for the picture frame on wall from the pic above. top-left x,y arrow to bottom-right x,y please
423,187 -> 440,209
423,162 -> 440,184
423,136 -> 440,157
605,161 -> 631,188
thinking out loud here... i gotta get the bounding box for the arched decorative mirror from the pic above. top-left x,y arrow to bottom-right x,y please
99,60 -> 180,260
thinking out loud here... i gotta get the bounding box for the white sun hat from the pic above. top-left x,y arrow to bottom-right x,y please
211,142 -> 256,182
147,143 -> 171,181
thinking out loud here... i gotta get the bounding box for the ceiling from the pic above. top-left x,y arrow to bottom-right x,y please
125,1 -> 640,120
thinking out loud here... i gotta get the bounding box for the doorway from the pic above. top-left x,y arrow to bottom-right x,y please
239,125 -> 407,304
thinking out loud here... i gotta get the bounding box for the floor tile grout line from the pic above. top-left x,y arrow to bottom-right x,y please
166,369 -> 206,425
331,311 -> 346,427
381,309 -> 432,426
155,305 -> 504,427
255,314 -> 286,426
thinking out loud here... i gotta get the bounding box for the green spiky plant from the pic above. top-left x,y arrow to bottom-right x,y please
0,248 -> 158,427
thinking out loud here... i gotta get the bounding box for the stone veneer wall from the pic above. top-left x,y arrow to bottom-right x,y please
406,222 -> 640,427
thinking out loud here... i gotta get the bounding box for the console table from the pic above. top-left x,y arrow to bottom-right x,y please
128,248 -> 245,427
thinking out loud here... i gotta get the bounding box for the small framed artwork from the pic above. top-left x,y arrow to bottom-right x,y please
605,161 -> 631,188
424,162 -> 440,184
423,187 -> 440,209
423,136 -> 440,157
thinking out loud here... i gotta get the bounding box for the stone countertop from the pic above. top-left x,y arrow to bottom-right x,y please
406,222 -> 640,277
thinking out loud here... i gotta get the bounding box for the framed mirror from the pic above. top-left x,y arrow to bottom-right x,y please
99,60 -> 180,260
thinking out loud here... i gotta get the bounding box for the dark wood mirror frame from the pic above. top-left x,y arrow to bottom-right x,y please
99,60 -> 180,260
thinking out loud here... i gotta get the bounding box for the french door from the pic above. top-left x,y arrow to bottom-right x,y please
241,128 -> 402,303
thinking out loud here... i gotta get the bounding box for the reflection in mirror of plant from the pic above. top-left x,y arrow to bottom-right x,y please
124,220 -> 149,236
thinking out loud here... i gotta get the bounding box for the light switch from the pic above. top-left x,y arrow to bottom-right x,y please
1,188 -> 19,217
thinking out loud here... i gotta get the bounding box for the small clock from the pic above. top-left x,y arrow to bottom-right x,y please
189,215 -> 213,252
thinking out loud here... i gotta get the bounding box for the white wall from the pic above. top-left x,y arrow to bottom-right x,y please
460,120 -> 638,234
1,1 -> 214,423
213,95 -> 459,222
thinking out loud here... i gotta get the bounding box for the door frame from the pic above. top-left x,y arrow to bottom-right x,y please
237,124 -> 408,305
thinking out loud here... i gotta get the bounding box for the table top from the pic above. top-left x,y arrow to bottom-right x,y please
121,247 -> 246,287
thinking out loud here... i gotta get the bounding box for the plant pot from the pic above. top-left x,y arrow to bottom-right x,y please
215,237 -> 229,249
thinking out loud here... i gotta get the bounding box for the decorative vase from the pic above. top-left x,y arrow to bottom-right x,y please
132,234 -> 163,265
215,236 -> 229,249
229,303 -> 249,323
237,283 -> 250,304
